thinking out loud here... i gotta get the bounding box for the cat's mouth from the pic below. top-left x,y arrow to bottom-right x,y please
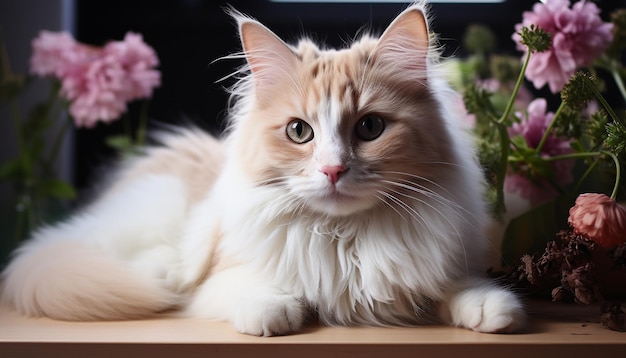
326,189 -> 355,201
306,187 -> 374,216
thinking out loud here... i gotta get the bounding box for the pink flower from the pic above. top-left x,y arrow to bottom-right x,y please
505,98 -> 574,204
513,0 -> 613,93
568,193 -> 626,249
30,31 -> 79,77
61,55 -> 129,127
29,31 -> 160,128
103,33 -> 160,101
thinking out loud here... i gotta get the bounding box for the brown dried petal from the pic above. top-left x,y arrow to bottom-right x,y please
568,193 -> 626,249
551,286 -> 566,301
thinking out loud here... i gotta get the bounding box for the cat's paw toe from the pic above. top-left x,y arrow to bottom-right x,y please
466,290 -> 525,333
234,295 -> 305,336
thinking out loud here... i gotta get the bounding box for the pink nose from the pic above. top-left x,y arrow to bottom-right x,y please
321,165 -> 346,185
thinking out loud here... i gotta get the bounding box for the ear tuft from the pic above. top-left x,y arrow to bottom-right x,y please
234,13 -> 299,101
374,5 -> 430,78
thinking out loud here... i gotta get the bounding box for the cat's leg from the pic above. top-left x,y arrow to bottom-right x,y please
184,265 -> 306,336
438,277 -> 525,333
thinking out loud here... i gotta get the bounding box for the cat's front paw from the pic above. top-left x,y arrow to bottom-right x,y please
233,294 -> 306,336
444,285 -> 525,333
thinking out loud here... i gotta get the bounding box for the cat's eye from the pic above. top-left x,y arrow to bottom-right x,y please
286,119 -> 314,144
355,115 -> 385,141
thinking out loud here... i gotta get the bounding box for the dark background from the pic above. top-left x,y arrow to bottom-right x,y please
74,0 -> 623,190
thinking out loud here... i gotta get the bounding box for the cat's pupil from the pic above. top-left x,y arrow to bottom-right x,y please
355,115 -> 385,141
295,122 -> 304,136
286,119 -> 314,144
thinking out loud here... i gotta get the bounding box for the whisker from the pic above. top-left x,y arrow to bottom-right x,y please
386,186 -> 469,274
380,179 -> 461,213
379,176 -> 474,274
378,171 -> 482,225
376,190 -> 438,241
374,192 -> 411,226
378,170 -> 455,198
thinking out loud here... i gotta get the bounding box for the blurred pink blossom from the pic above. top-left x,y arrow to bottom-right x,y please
513,0 -> 613,93
30,31 -> 81,77
103,33 -> 161,101
30,31 -> 160,128
505,98 -> 574,205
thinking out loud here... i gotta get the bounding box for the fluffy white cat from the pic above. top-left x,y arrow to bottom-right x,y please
1,1 -> 524,336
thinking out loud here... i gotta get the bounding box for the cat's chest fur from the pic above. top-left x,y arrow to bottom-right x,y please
208,168 -> 469,325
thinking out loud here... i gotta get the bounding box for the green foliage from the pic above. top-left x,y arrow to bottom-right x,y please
608,9 -> 626,60
463,24 -> 496,54
105,134 -> 142,158
490,55 -> 522,84
605,120 -> 626,156
1,78 -> 75,241
553,106 -> 583,139
501,201 -> 559,267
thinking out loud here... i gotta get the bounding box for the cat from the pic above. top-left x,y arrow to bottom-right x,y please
0,1 -> 524,336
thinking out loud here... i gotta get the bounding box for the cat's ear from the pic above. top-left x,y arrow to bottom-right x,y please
236,15 -> 299,102
373,5 -> 430,80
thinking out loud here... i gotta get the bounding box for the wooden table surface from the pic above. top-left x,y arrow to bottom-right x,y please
1,299 -> 624,358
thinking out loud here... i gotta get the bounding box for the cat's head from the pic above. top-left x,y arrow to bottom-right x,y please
228,3 -> 458,217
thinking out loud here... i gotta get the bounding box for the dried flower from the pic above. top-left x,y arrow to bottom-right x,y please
513,0 -> 614,93
505,98 -> 574,204
568,193 -> 626,249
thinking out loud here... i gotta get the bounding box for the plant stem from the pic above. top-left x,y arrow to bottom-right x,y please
9,99 -> 25,158
123,112 -> 132,143
47,114 -> 72,167
605,151 -> 621,200
583,74 -> 625,128
536,101 -> 566,155
610,61 -> 626,104
494,123 -> 510,214
571,156 -> 600,195
544,150 -> 621,201
498,50 -> 532,125
45,81 -> 68,166
543,151 -> 602,162
490,49 -> 533,214
136,100 -> 150,146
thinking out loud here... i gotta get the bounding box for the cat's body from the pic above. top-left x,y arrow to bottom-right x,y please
1,2 -> 524,335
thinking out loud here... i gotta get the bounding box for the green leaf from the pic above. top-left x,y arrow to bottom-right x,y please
510,135 -> 528,150
500,201 -> 558,267
36,178 -> 76,199
0,158 -> 23,181
106,135 -> 134,151
0,76 -> 27,102
23,102 -> 54,135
